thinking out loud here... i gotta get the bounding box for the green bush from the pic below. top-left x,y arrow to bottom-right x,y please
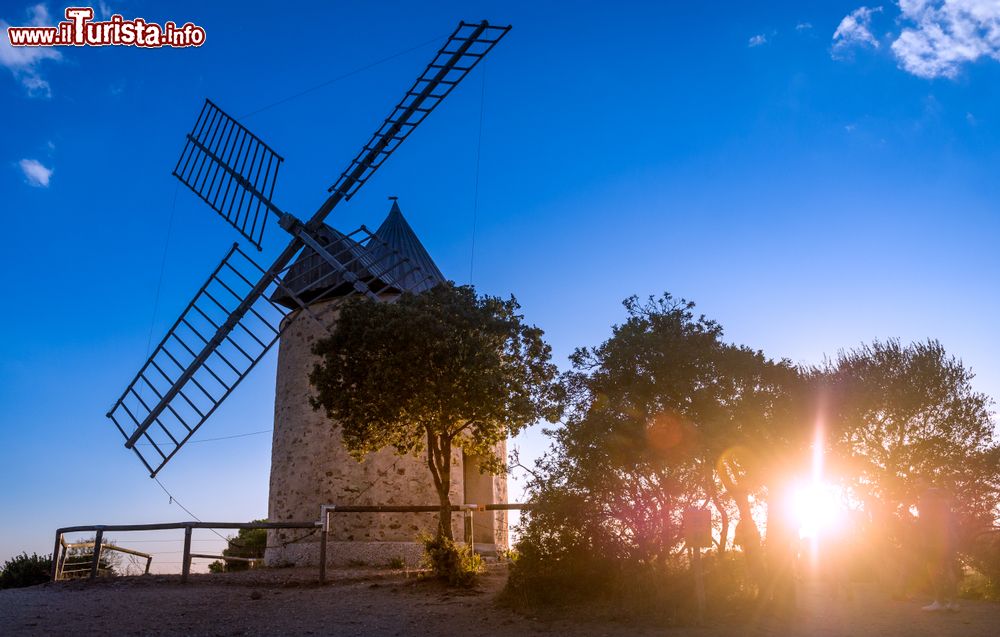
962,533 -> 1000,600
1,552 -> 52,589
503,495 -> 756,623
216,523 -> 267,572
420,534 -> 483,587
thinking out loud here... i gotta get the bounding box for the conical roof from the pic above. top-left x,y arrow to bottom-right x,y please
270,224 -> 382,309
271,200 -> 445,310
366,200 -> 445,294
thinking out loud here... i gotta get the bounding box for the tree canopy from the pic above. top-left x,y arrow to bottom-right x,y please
310,283 -> 562,539
508,294 -> 1000,610
522,294 -> 800,566
819,338 -> 1000,534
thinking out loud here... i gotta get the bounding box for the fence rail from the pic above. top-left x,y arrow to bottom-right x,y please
52,504 -> 533,585
316,503 -> 533,583
53,537 -> 155,580
51,520 -> 319,583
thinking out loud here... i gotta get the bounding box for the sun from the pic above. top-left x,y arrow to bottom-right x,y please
791,481 -> 846,539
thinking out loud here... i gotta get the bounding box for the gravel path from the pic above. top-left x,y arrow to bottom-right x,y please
1,565 -> 998,636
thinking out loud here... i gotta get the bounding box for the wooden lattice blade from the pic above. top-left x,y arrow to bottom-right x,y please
173,99 -> 284,250
107,226 -> 438,476
323,21 -> 510,208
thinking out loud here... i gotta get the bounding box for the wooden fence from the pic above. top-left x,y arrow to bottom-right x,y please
51,503 -> 532,585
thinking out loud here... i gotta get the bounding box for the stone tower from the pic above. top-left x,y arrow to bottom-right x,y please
265,200 -> 508,567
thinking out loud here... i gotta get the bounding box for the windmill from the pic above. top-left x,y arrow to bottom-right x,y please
107,21 -> 510,478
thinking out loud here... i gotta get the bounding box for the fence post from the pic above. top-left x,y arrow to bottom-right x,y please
319,509 -> 329,584
181,526 -> 192,583
90,529 -> 104,580
465,508 -> 475,551
50,532 -> 62,581
58,539 -> 68,581
144,555 -> 152,575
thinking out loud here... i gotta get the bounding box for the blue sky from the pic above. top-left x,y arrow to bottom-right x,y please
2,1 -> 1000,568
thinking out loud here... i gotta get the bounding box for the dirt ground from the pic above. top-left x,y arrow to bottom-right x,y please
1,564 -> 998,636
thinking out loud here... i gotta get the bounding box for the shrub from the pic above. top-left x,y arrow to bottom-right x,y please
1,553 -> 52,589
215,523 -> 267,572
503,494 -> 756,624
962,533 -> 1000,600
420,534 -> 483,587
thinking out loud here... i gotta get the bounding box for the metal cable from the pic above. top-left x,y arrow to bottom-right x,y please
240,34 -> 445,120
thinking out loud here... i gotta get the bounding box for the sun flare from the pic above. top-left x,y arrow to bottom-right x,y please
791,481 -> 846,540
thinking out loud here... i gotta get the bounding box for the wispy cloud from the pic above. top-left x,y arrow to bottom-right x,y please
892,0 -> 1000,79
833,2 -> 1000,78
748,34 -> 768,48
97,1 -> 113,20
796,22 -> 814,31
0,3 -> 61,97
18,158 -> 53,187
832,6 -> 883,56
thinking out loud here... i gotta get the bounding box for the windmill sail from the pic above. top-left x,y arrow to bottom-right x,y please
108,19 -> 511,476
173,99 -> 284,250
325,21 -> 510,203
108,229 -> 431,476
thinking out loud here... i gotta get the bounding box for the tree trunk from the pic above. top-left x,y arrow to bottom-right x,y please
705,464 -> 728,555
426,429 -> 454,541
733,492 -> 760,549
711,494 -> 729,555
733,490 -> 764,594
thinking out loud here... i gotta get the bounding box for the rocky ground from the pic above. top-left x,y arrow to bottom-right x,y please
1,564 -> 998,636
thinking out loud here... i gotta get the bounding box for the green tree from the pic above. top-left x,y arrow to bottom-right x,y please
819,339 -> 1000,538
509,293 -> 799,605
310,284 -> 562,540
559,293 -> 799,556
209,523 -> 267,572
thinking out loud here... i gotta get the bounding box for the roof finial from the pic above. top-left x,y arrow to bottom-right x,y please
387,195 -> 398,201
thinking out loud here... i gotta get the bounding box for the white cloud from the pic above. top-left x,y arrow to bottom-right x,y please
98,1 -> 112,20
891,0 -> 1000,78
796,22 -> 814,31
0,3 -> 62,97
832,6 -> 883,55
18,158 -> 53,187
748,34 -> 768,48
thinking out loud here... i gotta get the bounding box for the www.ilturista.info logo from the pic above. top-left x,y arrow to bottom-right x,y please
6,7 -> 205,48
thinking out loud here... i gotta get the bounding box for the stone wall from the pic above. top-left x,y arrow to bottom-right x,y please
265,298 -> 507,567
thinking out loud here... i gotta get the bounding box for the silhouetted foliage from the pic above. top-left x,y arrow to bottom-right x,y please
0,552 -> 51,589
963,532 -> 1000,600
817,339 -> 1000,552
508,294 -> 1000,615
310,283 -> 562,541
209,522 -> 267,572
508,293 -> 799,607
